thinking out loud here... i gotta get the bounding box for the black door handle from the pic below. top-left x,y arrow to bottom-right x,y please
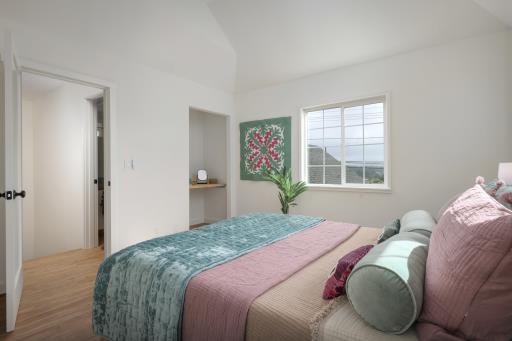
13,190 -> 26,199
1,191 -> 13,200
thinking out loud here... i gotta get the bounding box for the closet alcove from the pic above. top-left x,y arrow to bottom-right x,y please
188,108 -> 228,229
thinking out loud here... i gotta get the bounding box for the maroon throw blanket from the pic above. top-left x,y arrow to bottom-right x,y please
181,220 -> 359,341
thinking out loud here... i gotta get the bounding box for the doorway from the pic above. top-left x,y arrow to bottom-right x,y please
90,97 -> 105,248
21,72 -> 105,260
1,50 -> 115,333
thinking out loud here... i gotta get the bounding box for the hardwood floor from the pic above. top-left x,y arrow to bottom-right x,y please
1,248 -> 104,340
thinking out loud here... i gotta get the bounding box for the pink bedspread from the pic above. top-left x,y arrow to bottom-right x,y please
181,220 -> 359,341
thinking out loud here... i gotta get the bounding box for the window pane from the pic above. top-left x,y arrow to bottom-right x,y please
365,164 -> 384,184
364,144 -> 384,162
345,145 -> 363,162
307,139 -> 323,148
364,137 -> 384,145
324,108 -> 341,128
364,123 -> 383,138
325,166 -> 341,184
364,103 -> 384,124
323,107 -> 341,138
325,139 -> 341,165
324,139 -> 341,147
364,143 -> 384,184
308,167 -> 323,184
324,126 -> 341,139
345,125 -> 363,139
346,163 -> 364,184
308,147 -> 323,165
307,111 -> 323,139
345,138 -> 363,146
344,106 -> 362,126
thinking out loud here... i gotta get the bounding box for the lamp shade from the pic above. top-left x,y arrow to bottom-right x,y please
498,163 -> 512,185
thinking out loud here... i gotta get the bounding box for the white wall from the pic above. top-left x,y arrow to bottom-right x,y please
189,109 -> 228,225
22,83 -> 101,260
235,30 -> 512,227
0,20 -> 236,253
203,113 -> 227,223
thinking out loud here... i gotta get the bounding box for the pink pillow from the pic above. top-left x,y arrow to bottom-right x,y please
322,245 -> 373,299
419,185 -> 512,340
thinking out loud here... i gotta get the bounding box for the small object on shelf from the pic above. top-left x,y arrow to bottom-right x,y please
197,169 -> 208,184
209,178 -> 218,184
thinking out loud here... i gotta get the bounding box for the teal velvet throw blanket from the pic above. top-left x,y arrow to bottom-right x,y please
92,213 -> 324,341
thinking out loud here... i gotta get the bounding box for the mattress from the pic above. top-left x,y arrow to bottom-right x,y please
245,227 -> 419,341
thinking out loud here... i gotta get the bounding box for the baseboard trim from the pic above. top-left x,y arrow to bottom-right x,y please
189,217 -> 205,226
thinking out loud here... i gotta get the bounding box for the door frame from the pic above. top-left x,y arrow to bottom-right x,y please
85,95 -> 103,249
16,58 -> 117,258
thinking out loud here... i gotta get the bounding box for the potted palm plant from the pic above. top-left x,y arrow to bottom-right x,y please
265,167 -> 308,214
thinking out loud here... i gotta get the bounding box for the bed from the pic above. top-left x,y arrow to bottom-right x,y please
92,213 -> 419,341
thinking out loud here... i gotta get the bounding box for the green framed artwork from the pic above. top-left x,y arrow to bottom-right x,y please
240,116 -> 291,181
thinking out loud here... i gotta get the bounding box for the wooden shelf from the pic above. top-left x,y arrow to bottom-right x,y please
189,183 -> 226,190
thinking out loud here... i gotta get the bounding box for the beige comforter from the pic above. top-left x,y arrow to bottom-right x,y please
245,227 -> 419,341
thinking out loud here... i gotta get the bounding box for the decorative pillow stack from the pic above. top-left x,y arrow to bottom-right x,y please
344,210 -> 436,334
418,184 -> 512,340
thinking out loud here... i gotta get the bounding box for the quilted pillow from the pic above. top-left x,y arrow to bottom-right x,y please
346,232 -> 430,334
322,245 -> 373,299
419,184 -> 512,340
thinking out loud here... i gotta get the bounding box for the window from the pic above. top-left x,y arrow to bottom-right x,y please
302,95 -> 389,190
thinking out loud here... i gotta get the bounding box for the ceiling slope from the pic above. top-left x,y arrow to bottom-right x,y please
208,0 -> 506,92
473,0 -> 512,27
0,0 -> 237,92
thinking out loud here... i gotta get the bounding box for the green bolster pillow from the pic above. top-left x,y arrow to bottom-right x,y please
346,232 -> 430,334
400,210 -> 436,237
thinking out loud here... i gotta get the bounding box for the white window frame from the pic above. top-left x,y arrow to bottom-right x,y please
300,93 -> 391,193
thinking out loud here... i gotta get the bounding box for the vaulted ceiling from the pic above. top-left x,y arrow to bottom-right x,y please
474,0 -> 512,27
207,0 -> 507,92
0,0 -> 237,92
0,1 -> 509,93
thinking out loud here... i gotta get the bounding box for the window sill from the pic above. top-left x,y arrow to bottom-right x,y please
306,184 -> 392,193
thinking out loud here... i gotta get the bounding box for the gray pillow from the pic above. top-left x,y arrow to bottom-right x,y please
346,232 -> 430,334
400,210 -> 436,237
377,218 -> 400,244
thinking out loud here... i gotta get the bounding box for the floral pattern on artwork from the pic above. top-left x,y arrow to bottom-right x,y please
240,117 -> 291,181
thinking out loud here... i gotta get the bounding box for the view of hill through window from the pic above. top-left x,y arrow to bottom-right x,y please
305,100 -> 385,186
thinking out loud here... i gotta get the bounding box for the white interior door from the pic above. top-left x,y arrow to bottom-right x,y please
1,30 -> 23,332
